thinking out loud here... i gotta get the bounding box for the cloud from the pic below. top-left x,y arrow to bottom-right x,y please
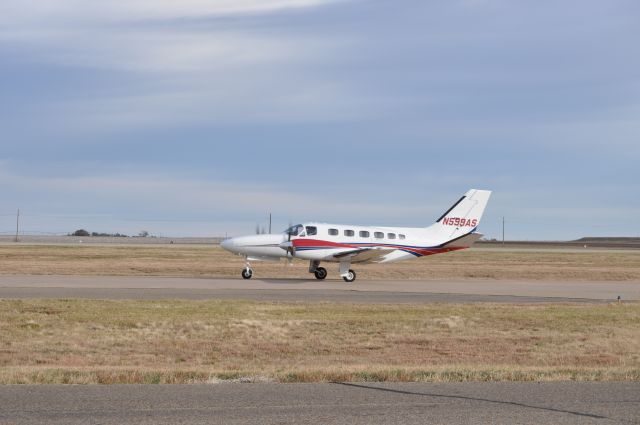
1,0 -> 371,130
0,0 -> 345,72
0,0 -> 342,29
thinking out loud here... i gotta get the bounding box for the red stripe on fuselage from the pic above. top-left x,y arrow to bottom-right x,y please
292,239 -> 466,257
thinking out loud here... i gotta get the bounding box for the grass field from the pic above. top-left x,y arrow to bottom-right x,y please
1,299 -> 638,384
2,245 -> 638,384
1,244 -> 639,281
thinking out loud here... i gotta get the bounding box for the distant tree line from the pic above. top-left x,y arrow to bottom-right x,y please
68,229 -> 151,237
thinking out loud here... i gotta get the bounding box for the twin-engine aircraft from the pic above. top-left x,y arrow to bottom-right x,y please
221,189 -> 491,282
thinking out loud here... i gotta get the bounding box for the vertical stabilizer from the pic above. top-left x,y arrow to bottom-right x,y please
428,189 -> 492,243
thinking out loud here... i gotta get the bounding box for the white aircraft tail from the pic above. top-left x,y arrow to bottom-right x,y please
425,189 -> 492,245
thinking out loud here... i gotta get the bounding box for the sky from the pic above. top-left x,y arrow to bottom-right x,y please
1,0 -> 639,240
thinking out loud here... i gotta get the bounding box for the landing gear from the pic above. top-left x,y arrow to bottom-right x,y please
241,267 -> 253,279
241,258 -> 253,280
314,267 -> 327,280
309,260 -> 327,280
342,269 -> 356,283
339,261 -> 356,283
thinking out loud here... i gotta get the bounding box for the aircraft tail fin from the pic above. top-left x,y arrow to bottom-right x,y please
428,189 -> 492,243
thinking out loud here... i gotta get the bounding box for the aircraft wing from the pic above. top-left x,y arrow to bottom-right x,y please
441,232 -> 484,248
333,247 -> 395,263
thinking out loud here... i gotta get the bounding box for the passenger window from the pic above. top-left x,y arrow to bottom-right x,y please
399,234 -> 406,240
344,230 -> 355,237
328,229 -> 339,236
374,232 -> 384,239
306,226 -> 317,236
359,231 -> 370,238
387,233 -> 396,239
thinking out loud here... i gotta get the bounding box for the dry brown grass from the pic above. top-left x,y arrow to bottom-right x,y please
1,299 -> 638,384
0,245 -> 639,281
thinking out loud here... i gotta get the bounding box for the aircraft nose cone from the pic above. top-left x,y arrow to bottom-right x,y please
220,238 -> 234,252
279,241 -> 293,250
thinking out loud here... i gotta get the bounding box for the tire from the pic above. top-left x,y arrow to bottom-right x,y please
314,267 -> 327,280
241,268 -> 253,280
342,269 -> 356,283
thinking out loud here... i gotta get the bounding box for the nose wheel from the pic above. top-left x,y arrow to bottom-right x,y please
241,264 -> 253,280
343,269 -> 356,283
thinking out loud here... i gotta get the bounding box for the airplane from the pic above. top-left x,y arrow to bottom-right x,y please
220,189 -> 491,282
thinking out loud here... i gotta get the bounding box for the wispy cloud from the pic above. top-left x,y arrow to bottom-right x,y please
1,0 -> 370,130
1,0 -> 347,73
0,0 -> 343,29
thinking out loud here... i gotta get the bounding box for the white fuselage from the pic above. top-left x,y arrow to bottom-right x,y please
220,222 -> 464,264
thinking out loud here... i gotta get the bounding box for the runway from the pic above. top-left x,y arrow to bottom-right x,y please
1,382 -> 638,424
0,275 -> 638,302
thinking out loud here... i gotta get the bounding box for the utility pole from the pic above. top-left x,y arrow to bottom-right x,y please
269,213 -> 272,234
502,216 -> 505,246
15,209 -> 20,243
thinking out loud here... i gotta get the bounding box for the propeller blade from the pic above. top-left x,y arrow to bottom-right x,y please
279,241 -> 296,258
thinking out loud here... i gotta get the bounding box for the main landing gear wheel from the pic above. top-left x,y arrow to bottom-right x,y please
241,267 -> 253,280
343,269 -> 356,283
314,267 -> 327,280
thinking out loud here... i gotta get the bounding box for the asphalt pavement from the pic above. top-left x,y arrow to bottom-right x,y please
1,382 -> 638,424
0,275 -> 638,303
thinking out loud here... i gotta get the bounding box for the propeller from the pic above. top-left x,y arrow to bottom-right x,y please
279,236 -> 296,265
279,241 -> 296,258
280,225 -> 298,265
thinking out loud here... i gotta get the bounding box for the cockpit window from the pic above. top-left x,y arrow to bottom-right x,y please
284,224 -> 304,236
305,226 -> 317,236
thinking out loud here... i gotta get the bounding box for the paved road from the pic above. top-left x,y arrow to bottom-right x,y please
0,275 -> 638,303
1,382 -> 638,424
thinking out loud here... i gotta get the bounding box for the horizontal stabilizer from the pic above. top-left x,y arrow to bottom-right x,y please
441,232 -> 484,248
